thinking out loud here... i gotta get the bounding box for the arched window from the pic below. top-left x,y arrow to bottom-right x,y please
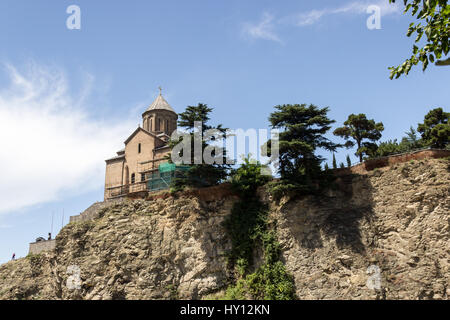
138,143 -> 141,153
131,173 -> 135,184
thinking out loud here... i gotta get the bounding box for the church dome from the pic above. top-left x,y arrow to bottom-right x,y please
145,91 -> 176,113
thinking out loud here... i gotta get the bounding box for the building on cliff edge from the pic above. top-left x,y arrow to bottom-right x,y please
104,89 -> 178,200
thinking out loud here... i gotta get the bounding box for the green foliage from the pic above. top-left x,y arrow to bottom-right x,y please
223,206 -> 296,300
264,104 -> 339,198
224,261 -> 295,300
374,139 -> 405,157
389,0 -> 450,79
332,153 -> 337,169
168,103 -> 231,190
417,107 -> 450,148
26,253 -> 41,261
346,154 -> 352,167
223,199 -> 269,274
230,156 -> 271,198
166,284 -> 179,300
222,160 -> 296,300
333,113 -> 384,162
403,126 -> 424,149
266,179 -> 319,201
339,162 -> 345,169
177,103 -> 214,131
370,126 -> 427,158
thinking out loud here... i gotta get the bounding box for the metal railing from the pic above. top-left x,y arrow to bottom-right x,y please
106,182 -> 148,199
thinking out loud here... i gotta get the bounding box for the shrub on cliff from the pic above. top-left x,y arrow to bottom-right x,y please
230,156 -> 270,198
223,157 -> 296,300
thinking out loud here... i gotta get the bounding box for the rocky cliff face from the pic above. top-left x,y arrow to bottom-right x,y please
0,158 -> 448,300
274,158 -> 449,299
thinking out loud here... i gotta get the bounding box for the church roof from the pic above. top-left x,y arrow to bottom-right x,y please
145,92 -> 175,113
105,154 -> 125,163
123,127 -> 165,145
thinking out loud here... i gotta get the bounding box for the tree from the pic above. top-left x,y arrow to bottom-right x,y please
389,0 -> 450,79
401,126 -> 424,149
332,153 -> 337,169
346,154 -> 352,167
374,139 -> 404,157
230,155 -> 270,198
372,127 -> 427,158
168,103 -> 231,189
265,104 -> 339,192
417,107 -> 450,148
333,114 -> 384,162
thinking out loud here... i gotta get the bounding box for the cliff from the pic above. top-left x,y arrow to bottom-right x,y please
0,158 -> 448,300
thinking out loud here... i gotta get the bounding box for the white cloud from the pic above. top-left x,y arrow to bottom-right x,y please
292,0 -> 402,27
243,1 -> 402,42
242,12 -> 283,44
295,10 -> 327,27
0,62 -> 135,215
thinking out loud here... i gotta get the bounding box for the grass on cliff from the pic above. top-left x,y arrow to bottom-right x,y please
221,157 -> 296,300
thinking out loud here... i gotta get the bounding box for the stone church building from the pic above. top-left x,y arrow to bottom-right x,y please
104,91 -> 177,200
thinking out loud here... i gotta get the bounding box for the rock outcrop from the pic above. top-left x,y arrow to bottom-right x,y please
0,158 -> 448,300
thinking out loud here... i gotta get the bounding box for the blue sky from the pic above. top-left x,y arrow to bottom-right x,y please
0,0 -> 449,263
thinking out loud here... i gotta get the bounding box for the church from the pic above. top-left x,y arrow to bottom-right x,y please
104,89 -> 178,200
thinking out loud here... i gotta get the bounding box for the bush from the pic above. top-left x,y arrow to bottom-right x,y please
224,261 -> 295,300
230,156 -> 270,198
222,157 -> 296,300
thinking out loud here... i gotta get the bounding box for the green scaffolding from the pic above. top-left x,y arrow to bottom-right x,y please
147,163 -> 190,192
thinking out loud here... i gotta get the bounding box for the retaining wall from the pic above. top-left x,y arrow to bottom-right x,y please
335,149 -> 450,176
28,239 -> 56,255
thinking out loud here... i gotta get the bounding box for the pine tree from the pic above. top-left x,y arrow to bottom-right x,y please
346,154 -> 351,167
168,103 -> 231,189
333,114 -> 384,162
264,104 -> 339,193
417,108 -> 449,149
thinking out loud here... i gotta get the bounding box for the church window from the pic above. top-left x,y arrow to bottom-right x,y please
131,173 -> 135,184
138,143 -> 141,153
141,173 -> 146,182
166,120 -> 169,133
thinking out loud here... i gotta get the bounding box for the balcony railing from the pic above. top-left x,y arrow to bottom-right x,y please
106,182 -> 147,199
138,158 -> 167,173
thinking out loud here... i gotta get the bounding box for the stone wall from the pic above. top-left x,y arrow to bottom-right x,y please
28,240 -> 56,255
335,149 -> 450,176
69,199 -> 124,223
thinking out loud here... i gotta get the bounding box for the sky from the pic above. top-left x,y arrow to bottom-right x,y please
0,0 -> 449,264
